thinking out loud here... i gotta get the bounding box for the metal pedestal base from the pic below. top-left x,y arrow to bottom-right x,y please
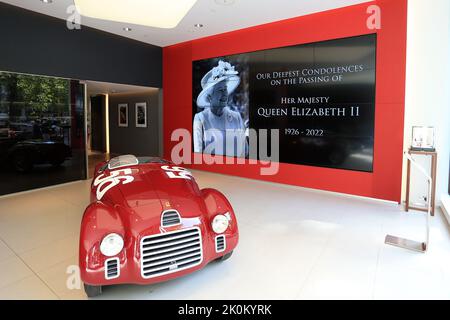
385,235 -> 427,253
385,152 -> 431,254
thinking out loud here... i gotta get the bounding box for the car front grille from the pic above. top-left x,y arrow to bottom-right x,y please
140,227 -> 203,279
161,210 -> 181,227
105,258 -> 120,280
215,235 -> 226,252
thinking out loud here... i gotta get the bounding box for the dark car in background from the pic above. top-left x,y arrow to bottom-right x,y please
0,128 -> 71,172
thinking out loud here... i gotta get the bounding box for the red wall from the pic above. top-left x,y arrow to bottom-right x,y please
163,0 -> 407,202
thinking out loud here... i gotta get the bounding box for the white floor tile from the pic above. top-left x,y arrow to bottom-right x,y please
297,227 -> 381,300
20,234 -> 79,272
0,256 -> 33,288
0,239 -> 15,263
0,202 -> 82,254
37,255 -> 85,299
374,245 -> 450,300
0,275 -> 58,300
47,180 -> 92,208
0,169 -> 449,300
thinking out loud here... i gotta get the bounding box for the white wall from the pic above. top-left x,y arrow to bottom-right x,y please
402,0 -> 450,209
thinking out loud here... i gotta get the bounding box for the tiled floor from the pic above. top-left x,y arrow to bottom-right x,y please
0,170 -> 449,300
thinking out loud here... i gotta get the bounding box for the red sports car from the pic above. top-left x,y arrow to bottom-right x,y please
79,155 -> 239,297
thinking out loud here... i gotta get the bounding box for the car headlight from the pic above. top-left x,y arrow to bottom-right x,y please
211,214 -> 229,234
100,233 -> 124,257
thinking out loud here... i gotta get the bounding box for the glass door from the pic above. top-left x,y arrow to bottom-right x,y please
0,71 -> 86,196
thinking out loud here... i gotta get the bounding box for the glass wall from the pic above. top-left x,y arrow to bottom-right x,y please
0,71 -> 86,196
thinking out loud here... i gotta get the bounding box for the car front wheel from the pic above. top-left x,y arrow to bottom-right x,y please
84,283 -> 102,298
217,251 -> 233,262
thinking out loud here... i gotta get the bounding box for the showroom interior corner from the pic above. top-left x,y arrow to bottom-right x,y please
0,0 -> 449,300
85,82 -> 163,179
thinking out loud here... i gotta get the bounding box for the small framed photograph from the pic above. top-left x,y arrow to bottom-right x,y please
118,104 -> 128,127
412,126 -> 435,151
135,102 -> 147,128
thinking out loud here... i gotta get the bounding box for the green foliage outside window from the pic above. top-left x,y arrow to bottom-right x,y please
0,72 -> 70,118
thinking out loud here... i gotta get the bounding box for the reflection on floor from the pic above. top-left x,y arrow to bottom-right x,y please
0,170 -> 449,300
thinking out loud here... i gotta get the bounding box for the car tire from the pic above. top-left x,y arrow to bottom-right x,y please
50,158 -> 65,167
12,152 -> 33,173
217,251 -> 233,262
84,283 -> 102,298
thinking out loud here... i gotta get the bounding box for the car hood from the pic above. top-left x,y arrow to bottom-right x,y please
97,163 -> 206,231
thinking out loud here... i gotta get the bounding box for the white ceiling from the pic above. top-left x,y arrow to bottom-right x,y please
86,80 -> 157,96
2,0 -> 372,47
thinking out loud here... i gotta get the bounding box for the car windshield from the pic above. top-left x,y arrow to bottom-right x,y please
107,155 -> 139,170
98,156 -> 170,172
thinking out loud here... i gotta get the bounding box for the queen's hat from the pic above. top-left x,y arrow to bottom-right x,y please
196,60 -> 240,109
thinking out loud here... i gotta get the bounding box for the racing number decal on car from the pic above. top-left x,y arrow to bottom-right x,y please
161,166 -> 193,180
94,168 -> 134,200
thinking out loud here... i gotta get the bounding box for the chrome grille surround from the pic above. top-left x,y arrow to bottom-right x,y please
140,227 -> 203,279
215,235 -> 226,253
105,257 -> 120,280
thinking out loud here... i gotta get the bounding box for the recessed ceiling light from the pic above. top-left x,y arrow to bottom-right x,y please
123,27 -> 132,32
194,24 -> 203,28
41,0 -> 53,3
214,0 -> 235,6
74,0 -> 198,29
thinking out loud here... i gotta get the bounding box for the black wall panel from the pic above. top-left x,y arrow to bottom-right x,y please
0,2 -> 162,87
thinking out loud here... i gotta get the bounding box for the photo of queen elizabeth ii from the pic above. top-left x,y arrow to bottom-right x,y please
193,59 -> 249,158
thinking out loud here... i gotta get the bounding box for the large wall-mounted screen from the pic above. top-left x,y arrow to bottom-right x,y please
192,34 -> 377,172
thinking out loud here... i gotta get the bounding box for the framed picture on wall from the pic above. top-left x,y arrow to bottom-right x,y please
135,102 -> 147,128
118,104 -> 128,127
